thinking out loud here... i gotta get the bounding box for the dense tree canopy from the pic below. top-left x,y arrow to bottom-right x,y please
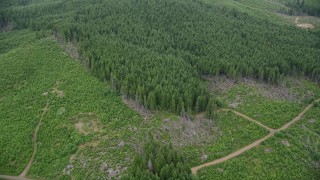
284,0 -> 320,16
121,134 -> 192,179
1,0 -> 319,114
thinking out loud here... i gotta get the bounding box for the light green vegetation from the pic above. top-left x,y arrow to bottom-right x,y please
198,105 -> 320,179
175,111 -> 268,166
0,31 -> 143,178
63,113 -> 171,179
224,84 -> 303,128
218,78 -> 320,129
0,30 -> 36,54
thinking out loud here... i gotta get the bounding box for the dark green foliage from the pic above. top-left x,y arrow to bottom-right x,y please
2,0 -> 320,114
284,0 -> 320,17
122,134 -> 192,180
205,98 -> 217,119
0,0 -> 31,8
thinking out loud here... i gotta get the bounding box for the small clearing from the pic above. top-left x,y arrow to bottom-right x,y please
71,113 -> 102,135
295,17 -> 315,29
52,87 -> 64,97
296,23 -> 315,29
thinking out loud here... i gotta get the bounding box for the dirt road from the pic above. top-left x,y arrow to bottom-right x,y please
0,175 -> 33,180
191,98 -> 320,175
278,99 -> 319,131
220,109 -> 274,132
19,101 -> 49,177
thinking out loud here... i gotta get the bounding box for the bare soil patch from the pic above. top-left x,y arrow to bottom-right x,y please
52,87 -> 65,97
296,23 -> 315,29
264,148 -> 273,153
309,119 -> 316,124
57,107 -> 66,115
295,17 -> 315,29
281,140 -> 290,146
71,113 -> 103,135
79,141 -> 100,149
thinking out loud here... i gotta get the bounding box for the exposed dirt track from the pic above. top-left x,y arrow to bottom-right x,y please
278,99 -> 319,131
0,175 -> 33,180
19,101 -> 49,177
191,98 -> 320,175
219,109 -> 274,132
191,132 -> 274,175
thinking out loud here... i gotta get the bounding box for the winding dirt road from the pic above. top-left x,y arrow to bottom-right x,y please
191,98 -> 320,175
19,101 -> 49,177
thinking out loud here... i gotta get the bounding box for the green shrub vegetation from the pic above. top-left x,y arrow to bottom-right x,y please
198,105 -> 320,179
0,32 -> 142,178
182,111 -> 268,166
218,78 -> 320,128
222,83 -> 305,128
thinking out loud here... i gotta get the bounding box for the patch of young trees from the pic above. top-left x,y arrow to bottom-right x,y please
121,134 -> 192,179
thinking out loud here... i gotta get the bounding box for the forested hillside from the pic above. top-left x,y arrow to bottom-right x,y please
1,0 -> 320,179
1,0 -> 319,114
